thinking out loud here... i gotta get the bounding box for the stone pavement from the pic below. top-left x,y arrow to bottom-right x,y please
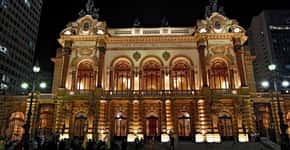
126,141 -> 271,150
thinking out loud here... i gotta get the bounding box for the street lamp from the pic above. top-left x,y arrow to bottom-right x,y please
262,63 -> 290,149
21,62 -> 46,150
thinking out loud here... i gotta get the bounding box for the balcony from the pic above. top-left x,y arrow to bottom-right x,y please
63,89 -> 241,100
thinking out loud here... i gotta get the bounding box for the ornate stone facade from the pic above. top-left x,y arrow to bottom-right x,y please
1,11 -> 290,142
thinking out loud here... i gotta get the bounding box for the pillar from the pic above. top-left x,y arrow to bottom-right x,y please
60,40 -> 72,88
233,37 -> 246,87
197,39 -> 208,87
97,46 -> 106,88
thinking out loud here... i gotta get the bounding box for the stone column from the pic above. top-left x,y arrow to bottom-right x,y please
97,46 -> 106,88
233,37 -> 246,87
71,71 -> 76,90
197,39 -> 208,87
60,40 -> 72,88
161,99 -> 167,133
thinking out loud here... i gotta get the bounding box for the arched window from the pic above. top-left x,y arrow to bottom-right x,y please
114,112 -> 127,136
37,105 -> 54,136
74,112 -> 87,138
209,60 -> 229,89
6,112 -> 25,141
141,60 -> 163,91
76,61 -> 96,90
177,112 -> 191,136
170,60 -> 194,90
111,61 -> 132,91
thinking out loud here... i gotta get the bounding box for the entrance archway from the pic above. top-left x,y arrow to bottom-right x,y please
73,112 -> 87,138
218,112 -> 233,139
145,112 -> 159,136
6,112 -> 25,141
177,112 -> 191,136
114,112 -> 127,137
287,112 -> 290,135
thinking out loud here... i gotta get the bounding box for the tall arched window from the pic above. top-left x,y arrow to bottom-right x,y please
111,61 -> 132,91
77,61 -> 96,90
141,60 -> 163,91
209,60 -> 229,89
170,60 -> 194,90
6,112 -> 25,141
37,105 -> 54,136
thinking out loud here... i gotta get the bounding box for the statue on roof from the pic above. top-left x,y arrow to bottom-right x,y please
133,17 -> 141,27
79,0 -> 100,19
205,0 -> 225,18
161,16 -> 169,27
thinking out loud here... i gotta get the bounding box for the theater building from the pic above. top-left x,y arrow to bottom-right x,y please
1,0 -> 290,143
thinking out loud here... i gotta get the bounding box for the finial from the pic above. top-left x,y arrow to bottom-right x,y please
133,17 -> 141,27
161,16 -> 169,27
79,0 -> 100,19
205,0 -> 225,18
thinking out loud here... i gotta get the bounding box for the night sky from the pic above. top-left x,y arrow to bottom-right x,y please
35,0 -> 290,83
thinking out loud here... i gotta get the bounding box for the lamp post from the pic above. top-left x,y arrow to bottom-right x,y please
21,62 -> 46,150
261,64 -> 290,149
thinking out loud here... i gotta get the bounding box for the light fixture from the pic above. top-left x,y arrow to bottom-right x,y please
199,28 -> 207,33
282,80 -> 289,88
234,28 -> 241,33
268,64 -> 276,71
64,30 -> 72,35
21,82 -> 29,89
39,82 -> 47,89
261,81 -> 270,88
97,29 -> 105,35
33,62 -> 40,73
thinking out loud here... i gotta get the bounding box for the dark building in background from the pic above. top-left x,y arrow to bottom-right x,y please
248,10 -> 290,90
0,0 -> 43,94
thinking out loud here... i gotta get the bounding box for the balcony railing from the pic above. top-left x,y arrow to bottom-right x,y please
66,89 -> 240,98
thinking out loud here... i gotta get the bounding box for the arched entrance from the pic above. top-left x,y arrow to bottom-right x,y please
145,112 -> 159,137
37,105 -> 54,137
254,103 -> 275,140
73,112 -> 88,139
286,112 -> 290,135
218,112 -> 233,140
114,112 -> 127,137
177,112 -> 191,137
6,112 -> 25,141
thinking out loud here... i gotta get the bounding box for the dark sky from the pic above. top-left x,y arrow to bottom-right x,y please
35,0 -> 290,78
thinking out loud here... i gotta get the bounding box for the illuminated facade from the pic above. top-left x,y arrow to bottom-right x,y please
0,1 -> 290,143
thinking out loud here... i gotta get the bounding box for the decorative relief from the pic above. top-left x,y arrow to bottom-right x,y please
79,49 -> 93,56
133,51 -> 141,61
162,51 -> 170,61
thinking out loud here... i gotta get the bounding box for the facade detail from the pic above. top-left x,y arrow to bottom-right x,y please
0,2 -> 289,143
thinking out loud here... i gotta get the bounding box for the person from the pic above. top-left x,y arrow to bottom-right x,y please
121,137 -> 127,150
134,136 -> 139,150
169,133 -> 175,150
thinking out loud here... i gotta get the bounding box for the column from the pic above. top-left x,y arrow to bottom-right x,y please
197,40 -> 208,87
71,71 -> 76,90
97,46 -> 106,88
233,37 -> 246,87
161,99 -> 167,133
60,40 -> 72,88
166,99 -> 174,131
